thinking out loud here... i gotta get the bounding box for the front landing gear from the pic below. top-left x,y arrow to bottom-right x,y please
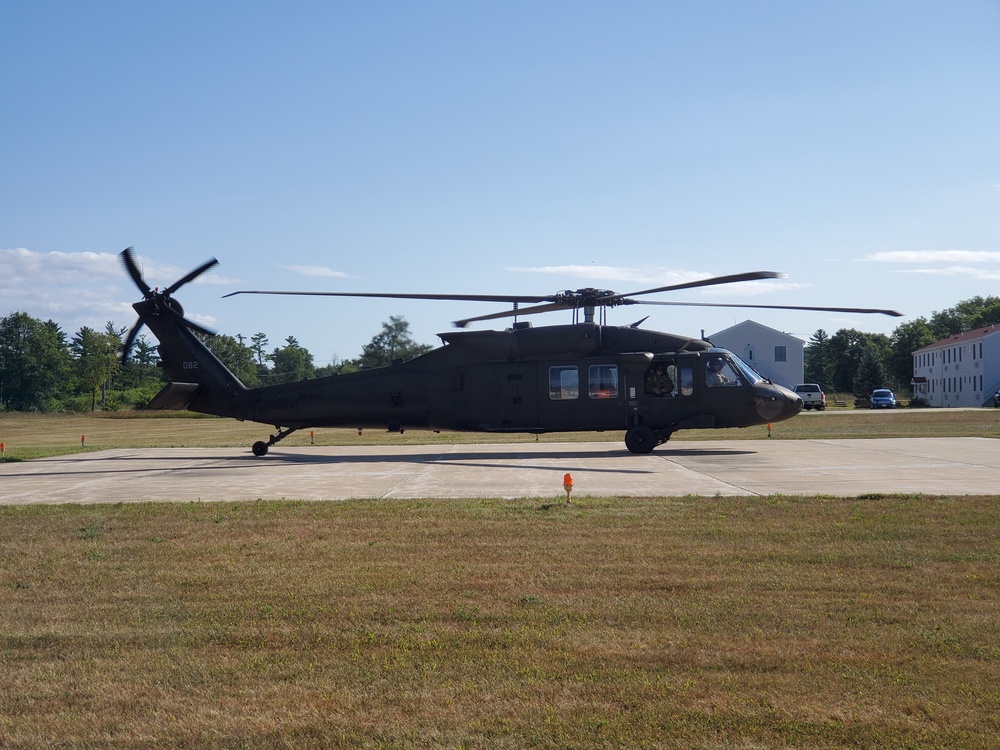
251,426 -> 298,456
624,424 -> 674,454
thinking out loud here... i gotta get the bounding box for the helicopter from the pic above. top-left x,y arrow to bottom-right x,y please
119,248 -> 902,456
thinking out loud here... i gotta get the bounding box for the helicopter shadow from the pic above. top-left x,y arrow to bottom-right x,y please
2,445 -> 758,482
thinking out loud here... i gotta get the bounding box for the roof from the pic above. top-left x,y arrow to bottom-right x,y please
912,323 -> 1000,354
708,319 -> 803,344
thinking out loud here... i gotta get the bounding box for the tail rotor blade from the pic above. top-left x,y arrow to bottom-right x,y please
164,257 -> 219,295
121,319 -> 145,364
175,312 -> 216,337
120,247 -> 152,297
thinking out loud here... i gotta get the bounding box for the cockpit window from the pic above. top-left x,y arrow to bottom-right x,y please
705,356 -> 742,388
727,354 -> 765,385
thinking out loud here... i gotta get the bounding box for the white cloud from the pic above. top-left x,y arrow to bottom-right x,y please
1,247 -> 228,334
864,250 -> 1000,264
0,248 -> 234,288
898,265 -> 1000,281
280,264 -> 353,279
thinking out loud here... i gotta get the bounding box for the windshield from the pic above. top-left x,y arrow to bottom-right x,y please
726,353 -> 765,385
873,390 -> 892,398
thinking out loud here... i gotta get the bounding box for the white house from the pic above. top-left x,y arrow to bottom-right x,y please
707,320 -> 804,389
911,323 -> 1000,407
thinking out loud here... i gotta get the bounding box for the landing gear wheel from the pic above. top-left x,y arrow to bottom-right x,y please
252,441 -> 269,457
625,424 -> 657,454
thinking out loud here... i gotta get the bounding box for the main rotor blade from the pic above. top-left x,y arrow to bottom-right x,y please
636,300 -> 904,316
222,289 -> 558,304
121,319 -> 145,364
452,302 -> 572,328
163,257 -> 220,295
120,247 -> 152,297
617,271 -> 784,300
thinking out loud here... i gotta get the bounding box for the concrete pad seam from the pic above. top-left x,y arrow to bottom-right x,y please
377,444 -> 458,499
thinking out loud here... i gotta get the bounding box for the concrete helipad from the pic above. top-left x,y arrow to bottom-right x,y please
1,438 -> 998,504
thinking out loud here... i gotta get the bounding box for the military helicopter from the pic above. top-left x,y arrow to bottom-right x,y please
120,248 -> 902,456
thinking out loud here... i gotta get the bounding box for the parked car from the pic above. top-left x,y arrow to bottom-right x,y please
793,383 -> 826,411
870,389 -> 897,409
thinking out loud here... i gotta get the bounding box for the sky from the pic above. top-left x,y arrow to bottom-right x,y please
3,1 -> 1000,366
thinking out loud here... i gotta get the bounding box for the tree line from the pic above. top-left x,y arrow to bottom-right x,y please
0,313 -> 429,412
2,297 -> 998,412
803,295 -> 1000,401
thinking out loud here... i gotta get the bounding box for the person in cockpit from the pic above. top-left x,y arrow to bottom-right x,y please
645,364 -> 674,396
706,357 -> 736,387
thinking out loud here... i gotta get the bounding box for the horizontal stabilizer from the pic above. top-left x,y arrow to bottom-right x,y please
146,382 -> 202,411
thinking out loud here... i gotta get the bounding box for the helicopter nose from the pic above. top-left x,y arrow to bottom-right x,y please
754,384 -> 803,422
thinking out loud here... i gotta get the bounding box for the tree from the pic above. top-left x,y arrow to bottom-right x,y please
249,331 -> 271,381
270,336 -> 315,384
204,333 -> 261,387
887,318 -> 934,393
356,315 -> 432,369
803,329 -> 834,388
827,328 -> 891,394
929,296 -> 1000,339
0,313 -> 72,411
71,325 -> 121,411
853,344 -> 888,402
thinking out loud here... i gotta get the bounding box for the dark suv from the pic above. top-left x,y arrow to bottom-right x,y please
870,389 -> 897,409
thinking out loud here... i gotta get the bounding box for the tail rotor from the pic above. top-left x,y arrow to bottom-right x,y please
119,247 -> 219,362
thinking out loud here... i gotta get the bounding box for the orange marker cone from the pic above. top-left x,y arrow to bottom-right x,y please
563,473 -> 573,503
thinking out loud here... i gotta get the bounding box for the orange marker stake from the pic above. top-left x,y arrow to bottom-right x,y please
1,442 -> 5,457
767,423 -> 773,438
563,473 -> 574,503
81,435 -> 86,447
310,430 -> 315,445
358,428 -> 363,437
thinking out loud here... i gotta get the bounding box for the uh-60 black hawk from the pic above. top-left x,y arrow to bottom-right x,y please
120,248 -> 902,456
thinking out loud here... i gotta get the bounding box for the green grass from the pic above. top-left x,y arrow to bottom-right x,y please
2,496 -> 998,748
2,408 -> 999,462
2,411 -> 999,746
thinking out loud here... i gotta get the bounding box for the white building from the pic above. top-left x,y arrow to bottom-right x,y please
708,320 -> 804,389
911,323 -> 1000,407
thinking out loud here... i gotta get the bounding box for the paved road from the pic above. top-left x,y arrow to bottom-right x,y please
1,438 -> 997,504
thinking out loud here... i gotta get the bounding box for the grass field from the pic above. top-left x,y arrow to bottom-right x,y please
1,410 -> 998,748
2,407 -> 999,461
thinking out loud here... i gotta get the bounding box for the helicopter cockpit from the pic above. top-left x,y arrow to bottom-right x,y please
705,352 -> 764,389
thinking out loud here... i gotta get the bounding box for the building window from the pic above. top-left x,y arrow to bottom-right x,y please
774,345 -> 786,363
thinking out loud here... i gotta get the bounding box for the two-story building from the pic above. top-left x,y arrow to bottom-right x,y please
911,323 -> 1000,407
708,320 -> 804,389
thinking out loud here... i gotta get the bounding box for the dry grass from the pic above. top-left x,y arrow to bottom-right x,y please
2,408 -> 999,461
2,495 -> 999,748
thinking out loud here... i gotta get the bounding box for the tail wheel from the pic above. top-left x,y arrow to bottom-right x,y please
252,441 -> 269,456
625,424 -> 657,454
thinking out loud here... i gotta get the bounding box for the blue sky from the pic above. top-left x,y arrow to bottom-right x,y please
3,1 -> 999,365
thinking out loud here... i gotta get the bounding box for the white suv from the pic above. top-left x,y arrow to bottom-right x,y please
793,383 -> 826,411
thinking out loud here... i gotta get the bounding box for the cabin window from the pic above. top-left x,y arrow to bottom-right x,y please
548,366 -> 579,400
679,366 -> 694,396
588,365 -> 619,399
